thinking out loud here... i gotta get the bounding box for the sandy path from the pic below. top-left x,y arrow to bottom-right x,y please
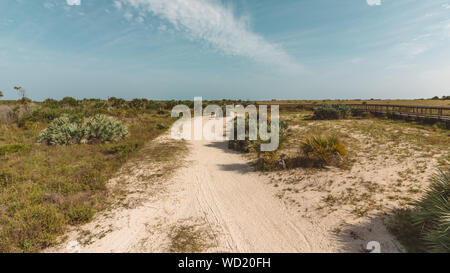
47,117 -> 336,253
171,137 -> 336,252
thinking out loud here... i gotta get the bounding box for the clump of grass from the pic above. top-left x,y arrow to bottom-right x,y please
167,220 -> 216,253
300,134 -> 347,167
389,169 -> 450,253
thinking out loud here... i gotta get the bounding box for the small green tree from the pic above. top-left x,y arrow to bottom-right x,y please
0,90 -> 3,99
14,86 -> 25,100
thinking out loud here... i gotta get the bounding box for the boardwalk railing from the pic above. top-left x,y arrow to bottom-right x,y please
346,104 -> 450,121
270,103 -> 450,122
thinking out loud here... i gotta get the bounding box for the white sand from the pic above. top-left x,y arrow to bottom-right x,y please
46,117 -> 399,253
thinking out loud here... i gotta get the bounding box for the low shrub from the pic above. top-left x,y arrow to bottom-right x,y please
228,138 -> 252,153
18,108 -> 75,126
37,115 -> 83,145
0,144 -> 31,156
60,97 -> 78,107
360,111 -> 371,118
351,108 -> 367,117
43,98 -> 60,109
37,114 -> 129,145
129,98 -> 148,110
254,152 -> 282,171
0,204 -> 66,252
66,204 -> 94,225
389,169 -> 450,253
228,116 -> 289,154
82,114 -> 129,144
300,135 -> 347,167
145,100 -> 158,110
313,104 -> 351,120
103,142 -> 142,159
108,97 -> 126,108
93,101 -> 108,109
0,170 -> 14,187
157,123 -> 168,130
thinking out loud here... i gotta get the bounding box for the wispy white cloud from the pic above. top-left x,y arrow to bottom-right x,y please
66,0 -> 81,6
124,11 -> 133,21
443,3 -> 450,9
118,0 -> 302,73
398,42 -> 428,57
366,0 -> 381,6
114,1 -> 123,10
136,16 -> 144,23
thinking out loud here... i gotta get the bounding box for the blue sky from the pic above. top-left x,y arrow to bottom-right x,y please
0,0 -> 449,100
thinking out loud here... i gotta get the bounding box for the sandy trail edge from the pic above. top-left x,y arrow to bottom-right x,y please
46,117 -> 337,253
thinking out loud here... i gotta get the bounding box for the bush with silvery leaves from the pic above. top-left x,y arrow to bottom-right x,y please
38,114 -> 129,145
81,114 -> 129,144
37,115 -> 83,145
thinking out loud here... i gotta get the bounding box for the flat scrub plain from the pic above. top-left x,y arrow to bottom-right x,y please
261,98 -> 450,107
0,98 -> 178,252
1,98 -> 448,253
241,109 -> 449,252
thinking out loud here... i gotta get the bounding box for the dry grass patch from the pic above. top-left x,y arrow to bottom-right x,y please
167,218 -> 217,253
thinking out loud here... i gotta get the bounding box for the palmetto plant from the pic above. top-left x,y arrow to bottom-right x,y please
37,115 -> 83,145
411,169 -> 450,253
38,114 -> 129,145
82,114 -> 129,144
300,135 -> 347,166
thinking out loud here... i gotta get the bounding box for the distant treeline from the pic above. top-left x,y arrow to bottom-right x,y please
430,95 -> 450,100
1,96 -> 258,108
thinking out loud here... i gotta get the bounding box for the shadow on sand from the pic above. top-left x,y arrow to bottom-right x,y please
217,163 -> 254,174
205,141 -> 257,174
205,141 -> 239,155
331,212 -> 404,253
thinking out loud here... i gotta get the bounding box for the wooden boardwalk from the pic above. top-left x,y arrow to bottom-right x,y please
347,104 -> 450,121
270,103 -> 450,122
